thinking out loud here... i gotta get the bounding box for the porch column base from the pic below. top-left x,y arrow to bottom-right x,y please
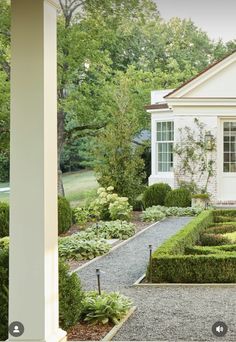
8,328 -> 67,342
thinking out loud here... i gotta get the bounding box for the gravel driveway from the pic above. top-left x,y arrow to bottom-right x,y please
76,217 -> 236,341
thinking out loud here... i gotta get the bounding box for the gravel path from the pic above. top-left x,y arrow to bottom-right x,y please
77,217 -> 190,291
77,217 -> 236,341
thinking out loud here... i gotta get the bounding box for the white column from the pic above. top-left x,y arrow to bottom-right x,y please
9,1 -> 66,341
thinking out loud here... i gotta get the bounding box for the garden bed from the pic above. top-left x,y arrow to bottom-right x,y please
67,321 -> 113,341
148,210 -> 236,283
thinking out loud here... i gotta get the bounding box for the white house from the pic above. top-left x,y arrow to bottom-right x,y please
147,51 -> 236,205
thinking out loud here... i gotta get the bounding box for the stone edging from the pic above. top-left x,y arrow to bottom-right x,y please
101,306 -> 137,341
71,220 -> 162,274
133,274 -> 236,287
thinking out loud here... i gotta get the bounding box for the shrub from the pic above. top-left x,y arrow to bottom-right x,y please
0,240 -> 83,339
141,207 -> 166,222
0,202 -> 9,238
206,224 -> 236,235
89,187 -> 132,221
142,183 -> 171,208
215,216 -> 236,223
200,233 -> 231,246
81,291 -> 132,325
59,261 -> 84,330
58,235 -> 110,261
58,196 -> 72,234
164,188 -> 191,208
90,221 -> 135,240
0,238 -> 9,340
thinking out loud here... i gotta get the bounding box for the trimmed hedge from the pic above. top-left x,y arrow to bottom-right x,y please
142,183 -> 171,208
149,210 -> 236,283
164,188 -> 191,208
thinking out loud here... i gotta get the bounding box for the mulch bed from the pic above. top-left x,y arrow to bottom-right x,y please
67,321 -> 113,341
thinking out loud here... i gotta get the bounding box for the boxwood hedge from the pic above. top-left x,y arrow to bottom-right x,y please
149,210 -> 236,283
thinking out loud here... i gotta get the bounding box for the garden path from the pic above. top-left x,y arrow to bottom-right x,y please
77,217 -> 236,341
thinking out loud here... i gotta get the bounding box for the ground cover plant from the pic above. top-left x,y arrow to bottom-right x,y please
148,209 -> 236,283
58,234 -> 111,261
81,291 -> 132,325
141,205 -> 202,222
89,221 -> 135,240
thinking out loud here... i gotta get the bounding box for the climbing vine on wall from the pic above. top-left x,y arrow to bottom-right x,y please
174,118 -> 216,194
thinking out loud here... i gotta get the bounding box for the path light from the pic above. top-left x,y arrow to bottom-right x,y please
149,245 -> 153,283
96,268 -> 101,295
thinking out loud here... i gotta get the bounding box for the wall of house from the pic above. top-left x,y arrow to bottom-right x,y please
174,113 -> 218,202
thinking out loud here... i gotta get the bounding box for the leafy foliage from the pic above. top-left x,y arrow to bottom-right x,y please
59,260 -> 84,330
89,187 -> 132,221
142,183 -> 171,208
174,118 -> 216,193
94,72 -> 146,203
58,234 -> 110,261
141,205 -> 203,221
58,196 -> 72,234
141,207 -> 166,222
90,220 -> 135,240
0,202 -> 9,238
164,188 -> 191,208
0,240 -> 84,339
81,291 -> 132,325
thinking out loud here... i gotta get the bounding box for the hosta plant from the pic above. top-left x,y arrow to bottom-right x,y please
90,221 -> 135,240
141,205 -> 203,222
58,235 -> 110,261
81,291 -> 132,325
141,207 -> 166,222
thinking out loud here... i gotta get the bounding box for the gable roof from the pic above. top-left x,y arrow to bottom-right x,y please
165,50 -> 236,99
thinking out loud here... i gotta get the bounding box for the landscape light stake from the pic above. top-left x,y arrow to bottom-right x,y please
96,268 -> 101,295
149,245 -> 153,283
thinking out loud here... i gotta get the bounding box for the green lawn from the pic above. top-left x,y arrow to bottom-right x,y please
0,170 -> 98,207
63,170 -> 98,207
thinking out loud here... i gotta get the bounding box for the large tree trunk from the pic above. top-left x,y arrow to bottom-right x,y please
57,109 -> 65,196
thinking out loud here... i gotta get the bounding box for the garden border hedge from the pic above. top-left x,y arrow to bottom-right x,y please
149,210 -> 236,283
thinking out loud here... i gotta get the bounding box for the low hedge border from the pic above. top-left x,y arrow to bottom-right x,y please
149,210 -> 236,283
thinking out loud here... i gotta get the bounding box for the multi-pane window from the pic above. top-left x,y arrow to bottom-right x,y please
156,121 -> 174,172
224,122 -> 236,173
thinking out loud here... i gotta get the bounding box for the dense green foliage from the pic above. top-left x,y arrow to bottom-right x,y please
0,202 -> 9,238
0,237 -> 9,340
0,239 -> 84,339
90,220 -> 135,240
0,0 -> 236,187
58,196 -> 72,234
89,187 -> 132,221
59,261 -> 84,330
141,205 -> 202,221
164,188 -> 191,208
58,234 -> 110,261
149,210 -> 236,283
81,291 -> 132,325
142,183 -> 171,208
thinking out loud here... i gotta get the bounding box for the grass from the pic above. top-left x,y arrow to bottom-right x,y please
0,170 -> 98,207
63,170 -> 98,207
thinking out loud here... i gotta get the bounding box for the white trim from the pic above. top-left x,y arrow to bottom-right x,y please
166,52 -> 236,98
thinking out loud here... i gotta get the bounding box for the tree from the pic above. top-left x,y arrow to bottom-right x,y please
94,71 -> 146,203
